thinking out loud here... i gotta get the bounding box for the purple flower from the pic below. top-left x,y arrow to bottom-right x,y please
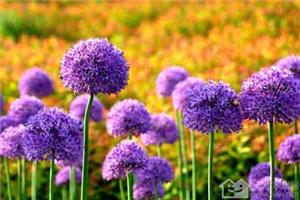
60,38 -> 129,95
0,116 -> 15,132
55,166 -> 81,186
240,67 -> 300,124
106,99 -> 151,137
0,125 -> 25,158
248,162 -> 283,187
183,81 -> 242,134
141,113 -> 178,146
0,93 -> 4,114
251,177 -> 293,200
275,55 -> 300,79
277,135 -> 300,164
22,107 -> 83,164
133,181 -> 164,200
70,95 -> 103,122
102,140 -> 148,180
172,77 -> 205,111
8,96 -> 44,125
19,67 -> 54,98
156,66 -> 188,97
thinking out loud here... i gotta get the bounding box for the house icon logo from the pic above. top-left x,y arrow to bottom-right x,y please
219,178 -> 249,199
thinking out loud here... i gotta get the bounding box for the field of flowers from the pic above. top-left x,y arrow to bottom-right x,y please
1,1 -> 300,200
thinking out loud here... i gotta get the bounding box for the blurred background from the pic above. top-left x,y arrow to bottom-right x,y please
0,1 -> 300,199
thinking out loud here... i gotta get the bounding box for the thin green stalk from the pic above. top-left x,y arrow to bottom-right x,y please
22,158 -> 27,200
126,173 -> 133,200
294,120 -> 300,200
70,167 -> 76,200
154,184 -> 158,200
157,146 -> 162,157
4,157 -> 12,200
0,157 -> 2,200
175,111 -> 184,200
208,132 -> 214,200
32,161 -> 38,200
62,185 -> 67,200
119,179 -> 125,200
268,120 -> 275,200
191,132 -> 196,200
18,159 -> 22,200
80,94 -> 94,200
49,160 -> 55,200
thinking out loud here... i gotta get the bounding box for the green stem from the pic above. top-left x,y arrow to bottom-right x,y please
157,146 -> 162,157
4,157 -> 12,200
154,183 -> 158,200
80,94 -> 94,200
119,179 -> 125,200
126,173 -> 133,200
32,161 -> 38,200
18,159 -> 22,200
70,167 -> 76,200
49,160 -> 54,200
0,157 -> 2,200
294,120 -> 300,200
191,132 -> 196,200
208,132 -> 214,200
294,120 -> 299,134
22,158 -> 27,200
268,120 -> 275,200
62,185 -> 67,200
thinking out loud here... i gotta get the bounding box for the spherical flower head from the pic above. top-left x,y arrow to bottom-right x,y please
60,38 -> 129,95
0,116 -> 15,132
70,95 -> 103,122
251,177 -> 293,200
8,96 -> 44,125
102,140 -> 148,180
277,135 -> 300,163
19,67 -> 54,98
22,107 -> 83,163
183,81 -> 242,134
0,125 -> 25,158
240,67 -> 300,124
275,55 -> 300,79
141,113 -> 178,146
55,167 -> 81,186
156,66 -> 188,97
106,99 -> 151,137
133,181 -> 164,200
248,162 -> 283,187
172,77 -> 205,111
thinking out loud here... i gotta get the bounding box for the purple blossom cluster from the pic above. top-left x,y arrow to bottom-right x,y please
0,116 -> 15,132
55,167 -> 82,186
277,135 -> 300,164
133,181 -> 164,200
0,125 -> 25,158
275,55 -> 300,79
141,113 -> 178,146
61,38 -> 129,95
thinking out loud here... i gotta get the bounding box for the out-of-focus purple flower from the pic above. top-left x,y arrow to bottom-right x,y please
240,67 -> 300,124
60,38 -> 129,95
250,177 -> 293,200
22,107 -> 83,164
172,77 -> 205,111
183,81 -> 242,134
0,116 -> 15,132
133,181 -> 164,200
102,140 -> 148,180
0,125 -> 25,158
8,96 -> 44,125
277,135 -> 300,164
18,67 -> 54,98
0,93 -> 4,114
55,167 -> 81,186
156,66 -> 188,97
70,95 -> 103,122
248,162 -> 283,187
275,55 -> 300,79
141,114 -> 178,146
106,99 -> 151,137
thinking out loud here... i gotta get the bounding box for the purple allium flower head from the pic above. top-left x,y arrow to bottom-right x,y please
106,99 -> 151,137
60,38 -> 129,95
251,177 -> 293,200
70,95 -> 103,122
19,67 -> 54,98
275,55 -> 300,79
102,140 -> 148,180
156,66 -> 189,97
0,125 -> 25,158
240,67 -> 300,124
22,107 -> 83,163
183,81 -> 242,134
133,181 -> 164,200
55,166 -> 81,186
277,135 -> 300,164
141,114 -> 178,146
248,162 -> 283,187
172,77 -> 205,111
8,96 -> 44,125
0,116 -> 15,132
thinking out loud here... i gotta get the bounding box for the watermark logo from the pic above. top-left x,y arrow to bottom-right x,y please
219,178 -> 249,199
